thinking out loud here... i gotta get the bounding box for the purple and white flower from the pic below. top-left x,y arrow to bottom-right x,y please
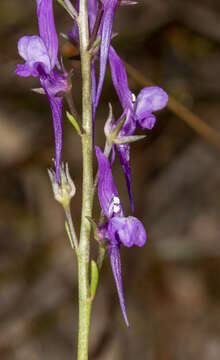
109,46 -> 169,211
96,146 -> 146,326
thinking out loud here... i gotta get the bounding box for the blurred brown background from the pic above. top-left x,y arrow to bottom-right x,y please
1,0 -> 220,359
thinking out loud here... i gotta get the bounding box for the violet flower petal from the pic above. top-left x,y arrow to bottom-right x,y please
108,216 -> 147,247
95,146 -> 124,218
95,0 -> 118,108
17,36 -> 32,60
15,64 -> 33,78
42,69 -> 68,96
16,36 -> 51,76
136,114 -> 156,130
108,243 -> 130,327
134,86 -> 168,128
16,1 -> 67,184
117,143 -> 134,212
109,46 -> 132,110
48,95 -> 63,183
36,0 -> 58,69
88,0 -> 98,33
40,70 -> 67,183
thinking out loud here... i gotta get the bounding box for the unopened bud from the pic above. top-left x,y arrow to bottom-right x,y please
48,162 -> 76,208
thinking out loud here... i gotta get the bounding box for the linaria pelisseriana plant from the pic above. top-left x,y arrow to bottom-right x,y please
15,0 -> 168,358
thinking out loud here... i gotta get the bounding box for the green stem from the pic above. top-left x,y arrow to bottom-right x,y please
77,0 -> 94,358
64,206 -> 78,250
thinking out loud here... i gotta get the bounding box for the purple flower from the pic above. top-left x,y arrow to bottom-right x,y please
96,146 -> 146,326
109,46 -> 168,130
109,46 -> 168,211
16,0 -> 68,183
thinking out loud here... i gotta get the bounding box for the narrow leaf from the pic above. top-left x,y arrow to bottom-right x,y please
90,260 -> 99,299
66,111 -> 81,135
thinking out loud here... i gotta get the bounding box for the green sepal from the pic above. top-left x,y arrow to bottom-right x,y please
66,111 -> 82,135
108,114 -> 126,144
114,134 -> 146,144
90,260 -> 99,299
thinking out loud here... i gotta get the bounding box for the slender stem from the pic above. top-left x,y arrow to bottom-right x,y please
64,206 -> 78,250
77,0 -> 94,358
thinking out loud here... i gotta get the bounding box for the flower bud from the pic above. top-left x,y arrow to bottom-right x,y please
48,162 -> 76,208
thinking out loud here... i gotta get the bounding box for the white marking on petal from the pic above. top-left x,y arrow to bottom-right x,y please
113,196 -> 120,204
109,196 -> 121,215
113,205 -> 121,213
132,93 -> 136,103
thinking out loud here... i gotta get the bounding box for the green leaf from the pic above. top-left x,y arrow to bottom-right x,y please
66,111 -> 81,135
90,260 -> 99,299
